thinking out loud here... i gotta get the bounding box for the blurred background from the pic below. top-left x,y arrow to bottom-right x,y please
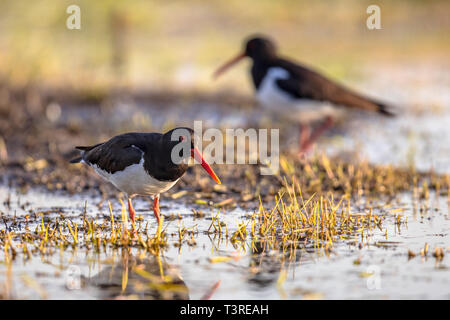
0,0 -> 448,93
0,0 -> 449,174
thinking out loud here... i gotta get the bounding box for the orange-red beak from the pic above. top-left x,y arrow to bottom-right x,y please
212,52 -> 246,80
191,147 -> 221,185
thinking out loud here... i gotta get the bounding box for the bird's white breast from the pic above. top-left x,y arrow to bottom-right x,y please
256,67 -> 338,123
90,157 -> 179,197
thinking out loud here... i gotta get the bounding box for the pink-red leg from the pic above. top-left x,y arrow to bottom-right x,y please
153,195 -> 161,223
300,116 -> 334,154
299,123 -> 311,156
128,198 -> 135,225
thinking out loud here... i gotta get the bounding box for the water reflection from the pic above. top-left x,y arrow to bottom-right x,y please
246,240 -> 308,293
87,251 -> 188,300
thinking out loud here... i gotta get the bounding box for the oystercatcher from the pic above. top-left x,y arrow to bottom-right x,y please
213,35 -> 395,154
70,128 -> 221,225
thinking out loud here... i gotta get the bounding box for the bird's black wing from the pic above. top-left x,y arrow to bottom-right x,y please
80,133 -> 148,174
274,59 -> 395,116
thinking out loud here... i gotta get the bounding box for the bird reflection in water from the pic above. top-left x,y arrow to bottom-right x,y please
246,240 -> 306,290
87,250 -> 189,300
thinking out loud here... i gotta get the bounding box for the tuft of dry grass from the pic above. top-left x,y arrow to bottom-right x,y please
247,178 -> 385,260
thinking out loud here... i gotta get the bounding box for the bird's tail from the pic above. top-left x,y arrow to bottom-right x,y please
334,87 -> 397,117
75,145 -> 94,151
70,144 -> 102,163
75,143 -> 102,151
70,156 -> 82,163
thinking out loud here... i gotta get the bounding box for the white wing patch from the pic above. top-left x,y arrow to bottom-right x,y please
256,67 -> 339,123
256,67 -> 293,108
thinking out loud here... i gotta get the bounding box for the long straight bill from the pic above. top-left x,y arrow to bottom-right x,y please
191,147 -> 221,184
212,52 -> 246,79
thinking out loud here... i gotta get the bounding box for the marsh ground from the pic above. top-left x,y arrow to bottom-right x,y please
0,0 -> 449,300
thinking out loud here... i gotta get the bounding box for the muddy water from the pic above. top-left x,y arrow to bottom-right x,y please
0,186 -> 448,299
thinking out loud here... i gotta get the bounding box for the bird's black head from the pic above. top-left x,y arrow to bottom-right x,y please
161,127 -> 221,184
213,35 -> 277,79
163,127 -> 196,150
161,127 -> 196,169
244,36 -> 277,61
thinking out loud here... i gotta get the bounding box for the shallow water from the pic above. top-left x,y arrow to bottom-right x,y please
1,66 -> 449,299
0,186 -> 448,299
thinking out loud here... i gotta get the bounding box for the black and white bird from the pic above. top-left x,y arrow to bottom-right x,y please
213,35 -> 395,154
70,128 -> 221,225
